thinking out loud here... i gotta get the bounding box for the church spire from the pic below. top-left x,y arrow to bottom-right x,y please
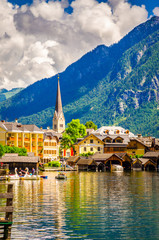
53,74 -> 65,133
55,74 -> 63,115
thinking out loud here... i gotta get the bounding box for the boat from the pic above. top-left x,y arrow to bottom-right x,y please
111,164 -> 123,172
0,176 -> 8,181
9,168 -> 40,180
55,173 -> 67,180
40,175 -> 48,179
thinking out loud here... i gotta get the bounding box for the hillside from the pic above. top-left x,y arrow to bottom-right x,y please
0,88 -> 23,103
0,16 -> 159,137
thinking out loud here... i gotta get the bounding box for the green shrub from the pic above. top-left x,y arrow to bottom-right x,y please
80,152 -> 94,157
3,145 -> 27,156
48,161 -> 61,167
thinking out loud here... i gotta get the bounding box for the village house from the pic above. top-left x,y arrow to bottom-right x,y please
74,134 -> 104,156
42,131 -> 61,163
0,121 -> 43,158
127,138 -> 148,156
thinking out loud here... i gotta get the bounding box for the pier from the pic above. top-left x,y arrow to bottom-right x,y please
0,183 -> 13,240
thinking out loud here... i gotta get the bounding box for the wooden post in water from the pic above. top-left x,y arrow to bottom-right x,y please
0,183 -> 13,240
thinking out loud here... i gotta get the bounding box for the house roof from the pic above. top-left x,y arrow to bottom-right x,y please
93,153 -> 113,160
138,158 -> 155,165
43,129 -> 62,139
143,152 -> 159,158
1,154 -> 39,163
94,126 -> 135,137
137,136 -> 154,148
77,158 -> 97,166
130,138 -> 148,148
66,156 -> 80,163
23,124 -> 43,133
77,133 -> 104,145
1,121 -> 43,133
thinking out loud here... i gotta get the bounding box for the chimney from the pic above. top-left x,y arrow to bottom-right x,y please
15,118 -> 18,123
40,127 -> 43,130
47,126 -> 50,130
137,134 -> 142,138
1,120 -> 5,123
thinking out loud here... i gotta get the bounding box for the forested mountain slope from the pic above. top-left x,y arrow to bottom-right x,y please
0,16 -> 159,136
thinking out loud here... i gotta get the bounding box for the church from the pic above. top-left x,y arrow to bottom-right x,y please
42,75 -> 73,163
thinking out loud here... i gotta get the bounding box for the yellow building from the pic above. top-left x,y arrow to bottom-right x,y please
75,134 -> 104,155
127,138 -> 147,156
0,121 -> 43,158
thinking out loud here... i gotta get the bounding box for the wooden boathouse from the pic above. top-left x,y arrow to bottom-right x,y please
0,183 -> 13,240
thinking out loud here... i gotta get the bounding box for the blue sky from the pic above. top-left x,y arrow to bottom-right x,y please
1,0 -> 159,89
8,0 -> 159,16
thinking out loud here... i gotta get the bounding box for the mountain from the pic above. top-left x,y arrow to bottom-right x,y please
0,16 -> 159,137
0,88 -> 23,103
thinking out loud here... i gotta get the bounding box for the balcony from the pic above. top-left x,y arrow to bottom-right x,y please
7,137 -> 15,141
18,138 -> 22,141
38,138 -> 43,142
24,138 -> 30,141
32,138 -> 36,142
32,147 -> 36,151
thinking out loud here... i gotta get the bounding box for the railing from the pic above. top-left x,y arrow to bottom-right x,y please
38,138 -> 43,142
7,137 -> 15,141
0,183 -> 13,240
24,138 -> 30,141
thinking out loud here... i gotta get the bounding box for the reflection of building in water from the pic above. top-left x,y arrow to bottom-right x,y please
12,175 -> 67,239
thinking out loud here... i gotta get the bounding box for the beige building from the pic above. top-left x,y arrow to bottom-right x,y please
42,130 -> 61,163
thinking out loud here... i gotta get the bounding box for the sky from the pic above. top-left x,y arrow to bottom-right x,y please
0,0 -> 159,90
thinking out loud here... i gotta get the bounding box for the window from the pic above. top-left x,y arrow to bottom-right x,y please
116,138 -> 123,143
60,124 -> 63,128
54,124 -> 57,129
67,152 -> 70,157
105,138 -> 111,143
90,147 -> 93,151
98,147 -> 100,151
90,139 -> 93,143
84,147 -> 86,151
84,141 -> 86,143
52,142 -> 56,146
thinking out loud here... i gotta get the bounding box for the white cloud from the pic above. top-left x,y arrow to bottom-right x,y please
0,0 -> 148,90
153,7 -> 159,16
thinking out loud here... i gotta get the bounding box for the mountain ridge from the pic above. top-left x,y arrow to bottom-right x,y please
0,16 -> 159,136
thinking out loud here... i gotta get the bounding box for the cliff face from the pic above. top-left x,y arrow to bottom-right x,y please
0,16 -> 159,137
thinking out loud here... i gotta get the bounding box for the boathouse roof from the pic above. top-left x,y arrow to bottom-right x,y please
143,152 -> 159,158
1,154 -> 39,163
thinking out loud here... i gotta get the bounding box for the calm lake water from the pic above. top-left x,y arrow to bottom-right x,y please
8,171 -> 159,239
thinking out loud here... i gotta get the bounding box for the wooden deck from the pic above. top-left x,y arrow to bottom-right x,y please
0,183 -> 13,240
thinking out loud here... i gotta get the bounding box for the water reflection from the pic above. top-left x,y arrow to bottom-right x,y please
10,171 -> 159,239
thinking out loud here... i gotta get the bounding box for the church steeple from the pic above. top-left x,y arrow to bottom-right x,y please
55,74 -> 63,115
53,74 -> 65,133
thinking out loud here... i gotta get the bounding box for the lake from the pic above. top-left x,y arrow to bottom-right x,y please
9,171 -> 159,239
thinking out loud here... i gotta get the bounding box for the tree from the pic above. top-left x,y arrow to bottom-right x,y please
85,121 -> 97,130
61,119 -> 86,152
0,144 -> 4,157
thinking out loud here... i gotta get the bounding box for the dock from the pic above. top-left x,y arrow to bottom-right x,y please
0,183 -> 13,240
